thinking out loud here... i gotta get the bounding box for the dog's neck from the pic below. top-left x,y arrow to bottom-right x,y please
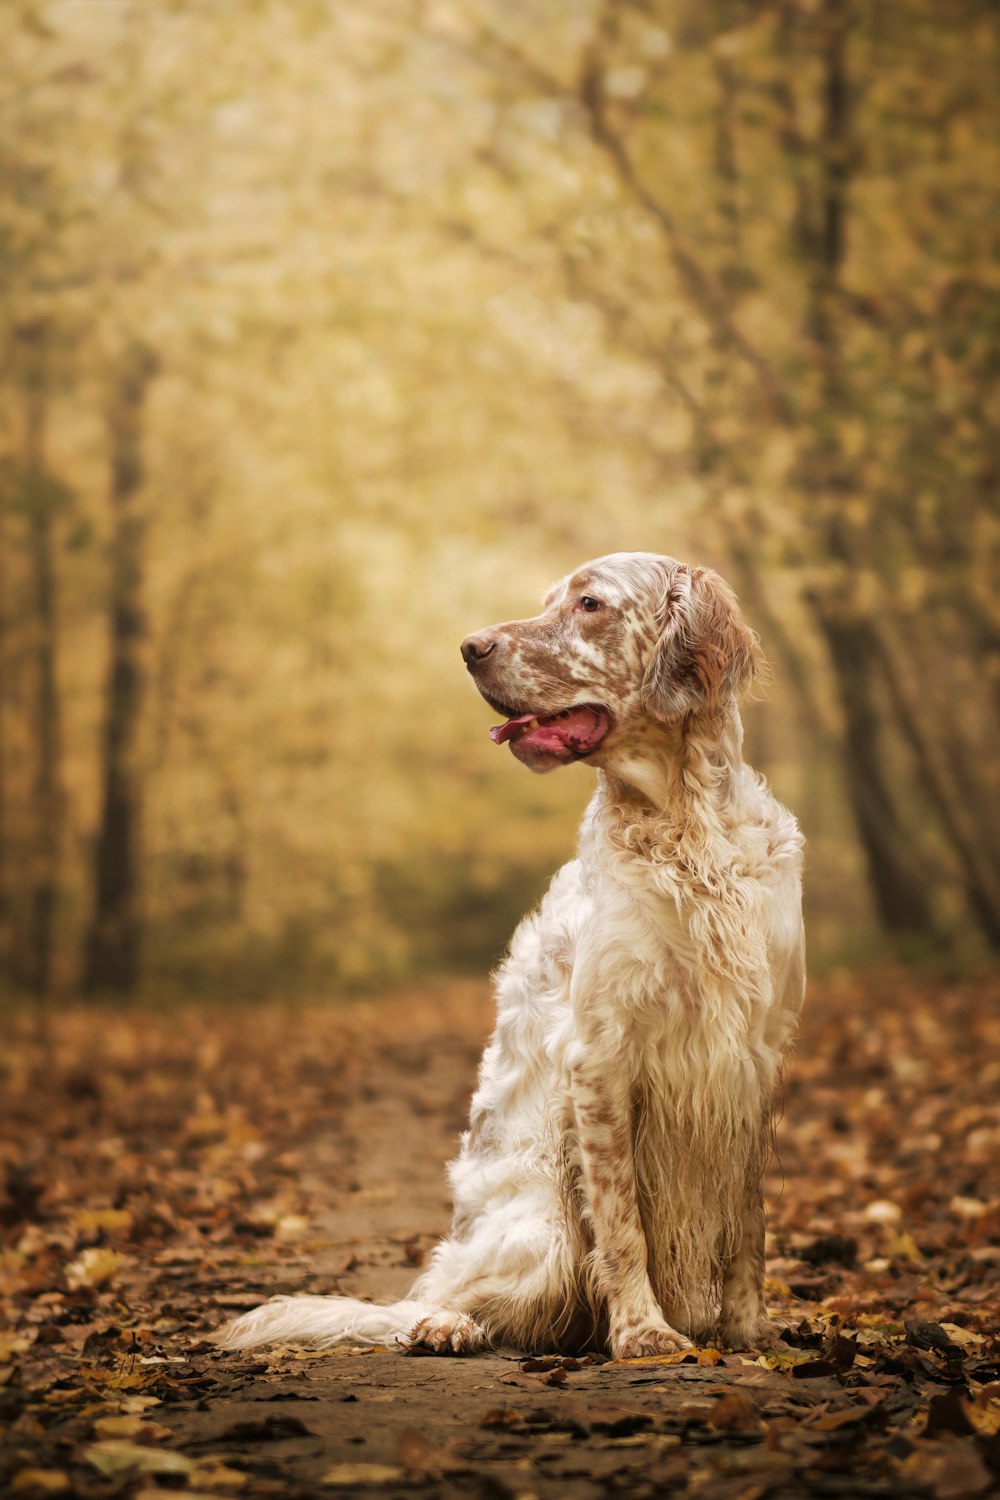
594,703 -> 746,817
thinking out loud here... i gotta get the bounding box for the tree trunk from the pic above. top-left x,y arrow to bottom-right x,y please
82,344 -> 158,995
810,598 -> 936,935
17,327 -> 63,998
0,481 -> 9,971
871,625 -> 1000,949
801,1 -> 942,940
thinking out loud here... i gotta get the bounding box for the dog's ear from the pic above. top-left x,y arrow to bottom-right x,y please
641,566 -> 763,720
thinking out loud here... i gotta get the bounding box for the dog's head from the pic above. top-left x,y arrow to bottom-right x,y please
461,552 -> 762,775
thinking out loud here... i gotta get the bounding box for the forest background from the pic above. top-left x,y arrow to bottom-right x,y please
1,0 -> 997,1004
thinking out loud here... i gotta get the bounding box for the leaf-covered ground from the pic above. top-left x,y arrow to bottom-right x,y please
1,972 -> 998,1499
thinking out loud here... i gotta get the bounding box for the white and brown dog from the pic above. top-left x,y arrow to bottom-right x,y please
219,552 -> 805,1357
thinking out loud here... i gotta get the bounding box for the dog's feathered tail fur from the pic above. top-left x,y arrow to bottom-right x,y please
215,1295 -> 435,1350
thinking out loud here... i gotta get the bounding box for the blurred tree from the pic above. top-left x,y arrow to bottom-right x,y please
10,322 -> 71,996
82,343 -> 158,994
0,453 -> 10,974
795,0 -> 940,935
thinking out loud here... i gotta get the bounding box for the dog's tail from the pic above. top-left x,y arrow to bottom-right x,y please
214,1295 -> 434,1351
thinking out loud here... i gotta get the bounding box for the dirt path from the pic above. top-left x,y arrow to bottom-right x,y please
2,975 -> 999,1498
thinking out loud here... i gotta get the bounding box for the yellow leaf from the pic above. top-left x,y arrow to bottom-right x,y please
72,1209 -> 134,1237
116,1395 -> 163,1413
940,1324 -> 985,1347
322,1465 -> 408,1487
274,1214 -> 310,1242
97,1368 -> 160,1392
189,1461 -> 249,1491
11,1471 -> 71,1493
93,1414 -> 143,1438
66,1248 -> 124,1290
886,1232 -> 922,1263
964,1394 -> 1000,1437
0,1333 -> 33,1363
84,1441 -> 193,1478
856,1315 -> 906,1334
757,1348 -> 813,1372
135,1493 -> 225,1500
608,1350 -> 695,1367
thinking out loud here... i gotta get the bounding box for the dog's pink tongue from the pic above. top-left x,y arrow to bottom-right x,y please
489,707 -> 608,756
489,713 -> 535,746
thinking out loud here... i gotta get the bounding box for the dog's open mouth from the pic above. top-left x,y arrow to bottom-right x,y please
487,703 -> 611,772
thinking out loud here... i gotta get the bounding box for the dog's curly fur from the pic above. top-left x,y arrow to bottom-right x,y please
218,552 -> 805,1358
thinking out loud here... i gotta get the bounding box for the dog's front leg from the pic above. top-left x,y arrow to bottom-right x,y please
718,1172 -> 783,1351
571,1058 -> 692,1360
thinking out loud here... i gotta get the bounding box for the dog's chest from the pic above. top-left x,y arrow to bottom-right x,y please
561,851 -> 778,1062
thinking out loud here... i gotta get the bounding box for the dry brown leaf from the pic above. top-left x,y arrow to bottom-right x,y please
397,1424 -> 464,1474
93,1413 -> 174,1442
707,1392 -> 761,1431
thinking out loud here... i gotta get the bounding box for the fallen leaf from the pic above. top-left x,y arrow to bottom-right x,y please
274,1214 -> 310,1241
84,1440 -> 195,1477
189,1460 -> 250,1490
72,1208 -> 134,1237
897,1439 -> 992,1498
923,1390 -> 977,1438
950,1195 -> 990,1219
805,1402 -> 885,1431
397,1425 -> 465,1475
886,1231 -> 923,1263
609,1349 -> 698,1367
590,1408 -> 652,1437
93,1413 -> 173,1441
321,1464 -> 408,1487
65,1248 -> 123,1291
115,1395 -> 163,1413
757,1348 -> 815,1372
10,1472 -> 71,1494
217,1414 -> 314,1441
0,1332 -> 34,1362
906,1321 -> 960,1356
707,1392 -> 760,1430
963,1390 -> 1000,1438
939,1323 -> 985,1347
863,1200 -> 902,1224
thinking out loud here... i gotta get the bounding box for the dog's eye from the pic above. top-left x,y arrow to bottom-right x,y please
579,596 -> 602,613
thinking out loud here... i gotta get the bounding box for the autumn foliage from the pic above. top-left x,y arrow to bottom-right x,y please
2,974 -> 999,1495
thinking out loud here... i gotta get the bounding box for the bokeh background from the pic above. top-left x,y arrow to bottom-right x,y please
1,0 -> 997,1002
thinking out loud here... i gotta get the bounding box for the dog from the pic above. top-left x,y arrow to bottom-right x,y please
218,552 -> 805,1357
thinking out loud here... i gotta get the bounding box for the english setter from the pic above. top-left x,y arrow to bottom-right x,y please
219,552 -> 805,1357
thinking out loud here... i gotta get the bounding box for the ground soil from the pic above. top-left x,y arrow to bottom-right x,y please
1,972 -> 999,1498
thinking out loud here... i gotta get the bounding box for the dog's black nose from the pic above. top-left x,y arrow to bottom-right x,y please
461,633 -> 496,666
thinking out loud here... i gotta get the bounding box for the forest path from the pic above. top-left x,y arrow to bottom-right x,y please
2,976 -> 998,1498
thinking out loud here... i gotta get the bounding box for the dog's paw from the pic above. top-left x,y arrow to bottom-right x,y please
718,1314 -> 787,1353
408,1311 -> 486,1355
611,1321 -> 693,1360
